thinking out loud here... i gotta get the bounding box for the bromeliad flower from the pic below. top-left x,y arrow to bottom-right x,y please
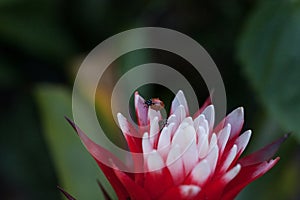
64,90 -> 288,200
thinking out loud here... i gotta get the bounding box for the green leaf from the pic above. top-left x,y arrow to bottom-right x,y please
35,84 -> 116,200
237,0 -> 300,141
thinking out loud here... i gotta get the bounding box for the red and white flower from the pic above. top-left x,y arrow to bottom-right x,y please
65,90 -> 287,200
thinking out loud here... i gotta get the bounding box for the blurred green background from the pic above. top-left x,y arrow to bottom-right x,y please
0,0 -> 299,199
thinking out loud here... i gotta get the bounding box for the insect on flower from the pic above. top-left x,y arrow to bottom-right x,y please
144,98 -> 165,111
63,90 -> 289,200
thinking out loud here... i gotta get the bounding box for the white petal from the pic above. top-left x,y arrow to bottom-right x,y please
149,116 -> 160,146
217,124 -> 231,156
168,105 -> 186,130
221,164 -> 241,184
166,145 -> 184,184
193,114 -> 205,132
173,105 -> 186,124
167,114 -> 177,124
142,132 -> 153,154
117,113 -> 129,134
167,115 -> 179,134
171,90 -> 189,115
134,92 -> 148,126
172,124 -> 196,151
205,145 -> 219,174
190,159 -> 211,185
194,114 -> 209,136
157,126 -> 171,149
181,138 -> 198,175
148,107 -> 162,121
166,122 -> 176,139
225,107 -> 244,140
235,130 -> 252,156
209,133 -> 217,153
221,144 -> 237,172
180,185 -> 201,198
142,132 -> 153,169
197,127 -> 209,158
202,105 -> 215,131
157,126 -> 172,160
147,150 -> 165,172
182,117 -> 194,126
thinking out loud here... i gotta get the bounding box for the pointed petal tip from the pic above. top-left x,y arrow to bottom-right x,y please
64,116 -> 79,135
245,129 -> 252,137
226,123 -> 231,129
134,91 -> 142,102
117,113 -> 129,132
222,164 -> 241,183
117,112 -> 125,123
232,107 -> 244,118
238,106 -> 244,112
64,116 -> 74,126
177,90 -> 183,95
57,186 -> 76,200
96,179 -> 112,200
207,104 -> 215,110
238,107 -> 244,117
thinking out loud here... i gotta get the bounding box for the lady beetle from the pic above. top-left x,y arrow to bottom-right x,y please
144,98 -> 165,111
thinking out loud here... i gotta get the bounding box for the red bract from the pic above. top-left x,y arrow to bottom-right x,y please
64,90 -> 288,200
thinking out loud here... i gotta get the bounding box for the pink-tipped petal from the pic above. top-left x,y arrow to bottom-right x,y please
134,91 -> 148,126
